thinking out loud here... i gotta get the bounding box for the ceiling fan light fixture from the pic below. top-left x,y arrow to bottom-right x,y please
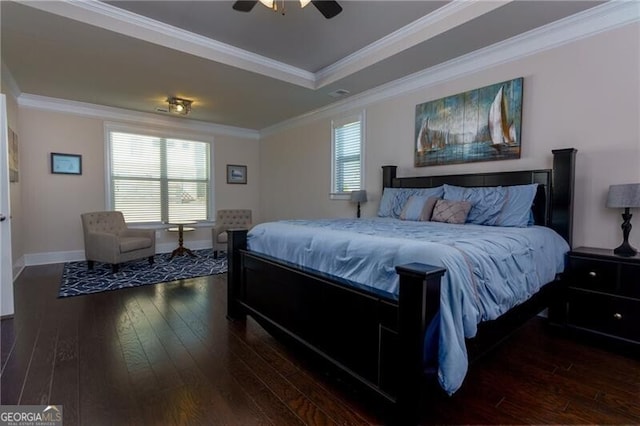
234,0 -> 342,18
167,97 -> 193,115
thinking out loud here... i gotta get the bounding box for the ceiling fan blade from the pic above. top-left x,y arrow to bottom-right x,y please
232,1 -> 258,12
311,1 -> 342,19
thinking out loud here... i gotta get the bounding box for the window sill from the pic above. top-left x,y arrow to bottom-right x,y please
129,221 -> 215,230
330,193 -> 351,201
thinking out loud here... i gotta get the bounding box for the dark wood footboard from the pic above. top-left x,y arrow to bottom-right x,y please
227,229 -> 444,422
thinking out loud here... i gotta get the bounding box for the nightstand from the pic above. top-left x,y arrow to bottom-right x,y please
562,247 -> 640,348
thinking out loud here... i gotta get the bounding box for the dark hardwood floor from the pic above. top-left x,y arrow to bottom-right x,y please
1,264 -> 639,425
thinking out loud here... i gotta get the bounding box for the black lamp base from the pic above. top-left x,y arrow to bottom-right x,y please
614,209 -> 637,257
614,242 -> 637,257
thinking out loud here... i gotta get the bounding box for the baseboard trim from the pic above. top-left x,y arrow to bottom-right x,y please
12,255 -> 25,282
23,240 -> 214,266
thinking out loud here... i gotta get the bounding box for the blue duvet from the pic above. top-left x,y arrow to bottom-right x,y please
247,218 -> 569,394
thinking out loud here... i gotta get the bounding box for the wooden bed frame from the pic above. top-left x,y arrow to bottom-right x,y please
226,148 -> 576,423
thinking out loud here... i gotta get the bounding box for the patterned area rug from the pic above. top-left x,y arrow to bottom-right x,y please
59,249 -> 227,298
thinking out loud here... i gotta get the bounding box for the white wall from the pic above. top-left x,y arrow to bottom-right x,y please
260,23 -> 640,251
16,107 -> 260,264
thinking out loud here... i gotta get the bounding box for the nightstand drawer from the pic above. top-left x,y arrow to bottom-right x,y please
569,257 -> 618,292
567,289 -> 640,343
619,264 -> 640,299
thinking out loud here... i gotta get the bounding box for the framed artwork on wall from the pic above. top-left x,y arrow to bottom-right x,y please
227,164 -> 247,184
51,152 -> 82,175
8,127 -> 18,182
415,77 -> 523,167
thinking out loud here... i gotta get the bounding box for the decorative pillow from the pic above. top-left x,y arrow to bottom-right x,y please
496,184 -> 539,227
400,196 -> 440,221
431,199 -> 472,224
378,186 -> 444,218
443,184 -> 507,226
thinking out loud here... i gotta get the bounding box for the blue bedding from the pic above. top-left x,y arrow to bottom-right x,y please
247,218 -> 569,394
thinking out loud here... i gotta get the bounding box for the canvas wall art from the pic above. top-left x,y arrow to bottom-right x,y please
415,77 -> 523,167
8,127 -> 18,182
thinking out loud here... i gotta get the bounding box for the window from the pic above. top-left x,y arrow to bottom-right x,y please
331,112 -> 364,197
106,126 -> 212,224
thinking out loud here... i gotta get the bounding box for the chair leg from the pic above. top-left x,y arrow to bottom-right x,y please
87,260 -> 94,270
112,264 -> 119,274
148,256 -> 154,265
214,250 -> 218,259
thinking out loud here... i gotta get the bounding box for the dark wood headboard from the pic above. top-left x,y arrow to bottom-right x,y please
381,148 -> 577,247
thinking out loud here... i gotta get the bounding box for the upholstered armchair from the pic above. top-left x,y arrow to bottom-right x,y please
212,209 -> 252,259
81,211 -> 156,273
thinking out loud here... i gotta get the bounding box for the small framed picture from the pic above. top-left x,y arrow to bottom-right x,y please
226,164 -> 247,184
51,152 -> 82,175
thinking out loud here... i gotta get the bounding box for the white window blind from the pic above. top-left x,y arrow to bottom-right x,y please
332,113 -> 364,195
108,131 -> 211,223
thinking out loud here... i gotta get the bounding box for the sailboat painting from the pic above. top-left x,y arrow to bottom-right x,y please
415,78 -> 523,167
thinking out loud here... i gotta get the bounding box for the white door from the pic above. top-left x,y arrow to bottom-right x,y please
0,94 -> 14,317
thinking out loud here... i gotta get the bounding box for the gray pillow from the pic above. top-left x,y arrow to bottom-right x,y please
431,199 -> 472,224
400,196 -> 440,221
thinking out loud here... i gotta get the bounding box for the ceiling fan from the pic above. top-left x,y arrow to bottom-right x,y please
233,0 -> 343,19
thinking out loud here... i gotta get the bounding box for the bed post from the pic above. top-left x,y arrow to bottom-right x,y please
394,263 -> 446,424
226,228 -> 248,321
551,148 -> 577,247
382,165 -> 397,189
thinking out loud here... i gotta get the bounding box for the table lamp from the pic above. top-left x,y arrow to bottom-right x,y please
606,183 -> 640,256
350,190 -> 367,218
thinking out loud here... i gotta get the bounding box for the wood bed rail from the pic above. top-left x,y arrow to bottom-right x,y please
226,228 -> 248,321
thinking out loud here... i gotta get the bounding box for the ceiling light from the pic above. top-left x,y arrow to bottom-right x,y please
260,0 -> 311,13
167,97 -> 193,115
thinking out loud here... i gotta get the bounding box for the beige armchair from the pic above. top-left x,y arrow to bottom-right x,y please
212,209 -> 252,259
81,211 -> 156,273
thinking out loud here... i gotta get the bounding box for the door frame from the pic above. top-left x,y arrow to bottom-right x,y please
1,94 -> 15,317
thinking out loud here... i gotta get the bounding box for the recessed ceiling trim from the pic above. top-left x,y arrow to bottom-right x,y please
22,0 -> 507,91
262,1 -> 639,137
23,0 -> 317,89
315,0 -> 512,88
17,94 -> 261,140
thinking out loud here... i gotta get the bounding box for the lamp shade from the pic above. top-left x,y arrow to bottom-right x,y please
350,190 -> 367,203
606,183 -> 640,208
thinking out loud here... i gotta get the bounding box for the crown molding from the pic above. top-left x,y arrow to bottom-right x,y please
18,94 -> 260,140
23,0 -> 316,89
261,1 -> 639,137
23,0 -> 504,91
1,62 -> 21,100
314,0 -> 512,88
